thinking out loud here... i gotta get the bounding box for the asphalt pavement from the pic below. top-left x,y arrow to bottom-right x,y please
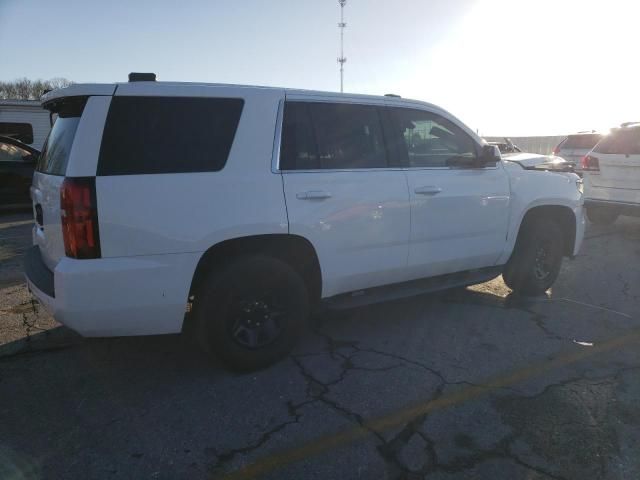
1,212 -> 639,479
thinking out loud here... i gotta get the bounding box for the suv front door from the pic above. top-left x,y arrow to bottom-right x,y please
279,99 -> 411,298
386,106 -> 510,279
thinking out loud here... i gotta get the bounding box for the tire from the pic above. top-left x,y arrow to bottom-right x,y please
502,218 -> 565,295
193,255 -> 309,371
586,206 -> 619,226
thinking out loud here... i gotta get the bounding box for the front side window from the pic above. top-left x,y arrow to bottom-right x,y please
594,128 -> 640,155
389,108 -> 477,168
280,101 -> 388,170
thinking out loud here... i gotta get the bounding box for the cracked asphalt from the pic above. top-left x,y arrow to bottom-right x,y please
1,212 -> 639,480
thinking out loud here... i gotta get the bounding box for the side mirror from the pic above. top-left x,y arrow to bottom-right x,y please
479,144 -> 501,167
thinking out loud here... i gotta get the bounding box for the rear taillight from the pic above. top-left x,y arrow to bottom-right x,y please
60,177 -> 101,259
580,155 -> 600,172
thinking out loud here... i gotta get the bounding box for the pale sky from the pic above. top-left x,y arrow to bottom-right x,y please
1,0 -> 638,136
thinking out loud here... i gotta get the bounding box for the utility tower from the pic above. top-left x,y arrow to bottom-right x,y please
337,0 -> 347,93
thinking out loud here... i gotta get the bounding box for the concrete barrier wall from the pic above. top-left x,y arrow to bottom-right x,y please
485,136 -> 567,155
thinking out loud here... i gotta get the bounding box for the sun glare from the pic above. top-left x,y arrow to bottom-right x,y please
400,0 -> 640,135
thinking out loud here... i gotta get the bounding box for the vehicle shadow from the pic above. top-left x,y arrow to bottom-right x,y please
0,213 -> 33,289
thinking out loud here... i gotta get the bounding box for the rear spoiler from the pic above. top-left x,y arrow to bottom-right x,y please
41,84 -> 116,106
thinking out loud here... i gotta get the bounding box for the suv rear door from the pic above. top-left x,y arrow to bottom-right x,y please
32,87 -> 114,270
280,97 -> 411,298
589,127 -> 640,201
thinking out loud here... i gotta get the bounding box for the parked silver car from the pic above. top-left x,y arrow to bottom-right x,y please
553,132 -> 603,170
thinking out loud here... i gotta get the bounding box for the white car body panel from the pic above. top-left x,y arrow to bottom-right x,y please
583,155 -> 640,205
282,169 -> 411,298
31,96 -> 113,270
25,82 -> 585,338
582,127 -> 640,208
27,252 -> 200,336
498,161 -> 585,263
404,165 -> 511,278
97,85 -> 288,258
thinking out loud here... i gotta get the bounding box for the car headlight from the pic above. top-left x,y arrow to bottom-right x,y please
576,178 -> 584,195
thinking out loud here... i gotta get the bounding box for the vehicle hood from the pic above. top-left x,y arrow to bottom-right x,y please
503,152 -> 574,171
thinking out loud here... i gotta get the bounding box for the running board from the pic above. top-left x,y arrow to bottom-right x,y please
323,267 -> 502,310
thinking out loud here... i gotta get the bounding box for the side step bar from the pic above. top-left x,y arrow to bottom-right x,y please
323,266 -> 502,310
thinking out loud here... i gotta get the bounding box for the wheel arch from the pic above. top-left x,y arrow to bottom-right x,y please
514,204 -> 577,258
186,234 -> 323,319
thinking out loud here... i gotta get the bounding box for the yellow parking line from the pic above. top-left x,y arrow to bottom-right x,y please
0,219 -> 32,230
219,328 -> 640,480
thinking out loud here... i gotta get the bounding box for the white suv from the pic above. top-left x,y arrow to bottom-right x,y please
582,123 -> 640,225
25,75 -> 585,370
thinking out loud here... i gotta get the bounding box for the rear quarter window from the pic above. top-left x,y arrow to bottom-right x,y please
97,96 -> 244,176
36,96 -> 87,176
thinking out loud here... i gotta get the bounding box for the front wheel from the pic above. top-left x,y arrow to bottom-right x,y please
503,218 -> 565,295
193,255 -> 309,371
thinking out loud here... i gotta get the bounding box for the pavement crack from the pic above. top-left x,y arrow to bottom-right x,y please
208,398 -> 307,475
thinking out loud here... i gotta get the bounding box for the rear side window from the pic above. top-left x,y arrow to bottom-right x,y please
562,134 -> 602,150
594,129 -> 640,155
98,96 -> 244,176
36,97 -> 87,176
280,101 -> 388,170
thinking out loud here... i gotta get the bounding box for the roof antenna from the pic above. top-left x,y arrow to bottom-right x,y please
337,0 -> 347,93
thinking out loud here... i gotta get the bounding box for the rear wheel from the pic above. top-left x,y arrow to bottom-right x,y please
503,218 -> 565,295
586,206 -> 619,226
193,255 -> 309,371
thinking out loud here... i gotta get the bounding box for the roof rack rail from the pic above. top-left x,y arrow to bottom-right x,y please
620,121 -> 640,128
384,93 -> 401,98
128,72 -> 156,82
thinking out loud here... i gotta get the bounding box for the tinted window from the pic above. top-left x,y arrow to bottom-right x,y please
36,97 -> 88,176
280,101 -> 388,170
562,134 -> 602,150
98,96 -> 244,176
0,122 -> 34,144
594,129 -> 640,155
389,108 -> 476,167
280,102 -> 318,170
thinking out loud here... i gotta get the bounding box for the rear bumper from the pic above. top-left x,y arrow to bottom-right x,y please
24,247 -> 201,337
585,198 -> 640,216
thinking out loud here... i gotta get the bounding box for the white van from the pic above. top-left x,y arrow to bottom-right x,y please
25,74 -> 585,370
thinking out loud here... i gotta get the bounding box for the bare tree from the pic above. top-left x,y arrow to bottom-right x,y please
0,77 -> 73,100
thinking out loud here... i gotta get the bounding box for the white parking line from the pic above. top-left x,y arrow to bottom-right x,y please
558,297 -> 633,319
